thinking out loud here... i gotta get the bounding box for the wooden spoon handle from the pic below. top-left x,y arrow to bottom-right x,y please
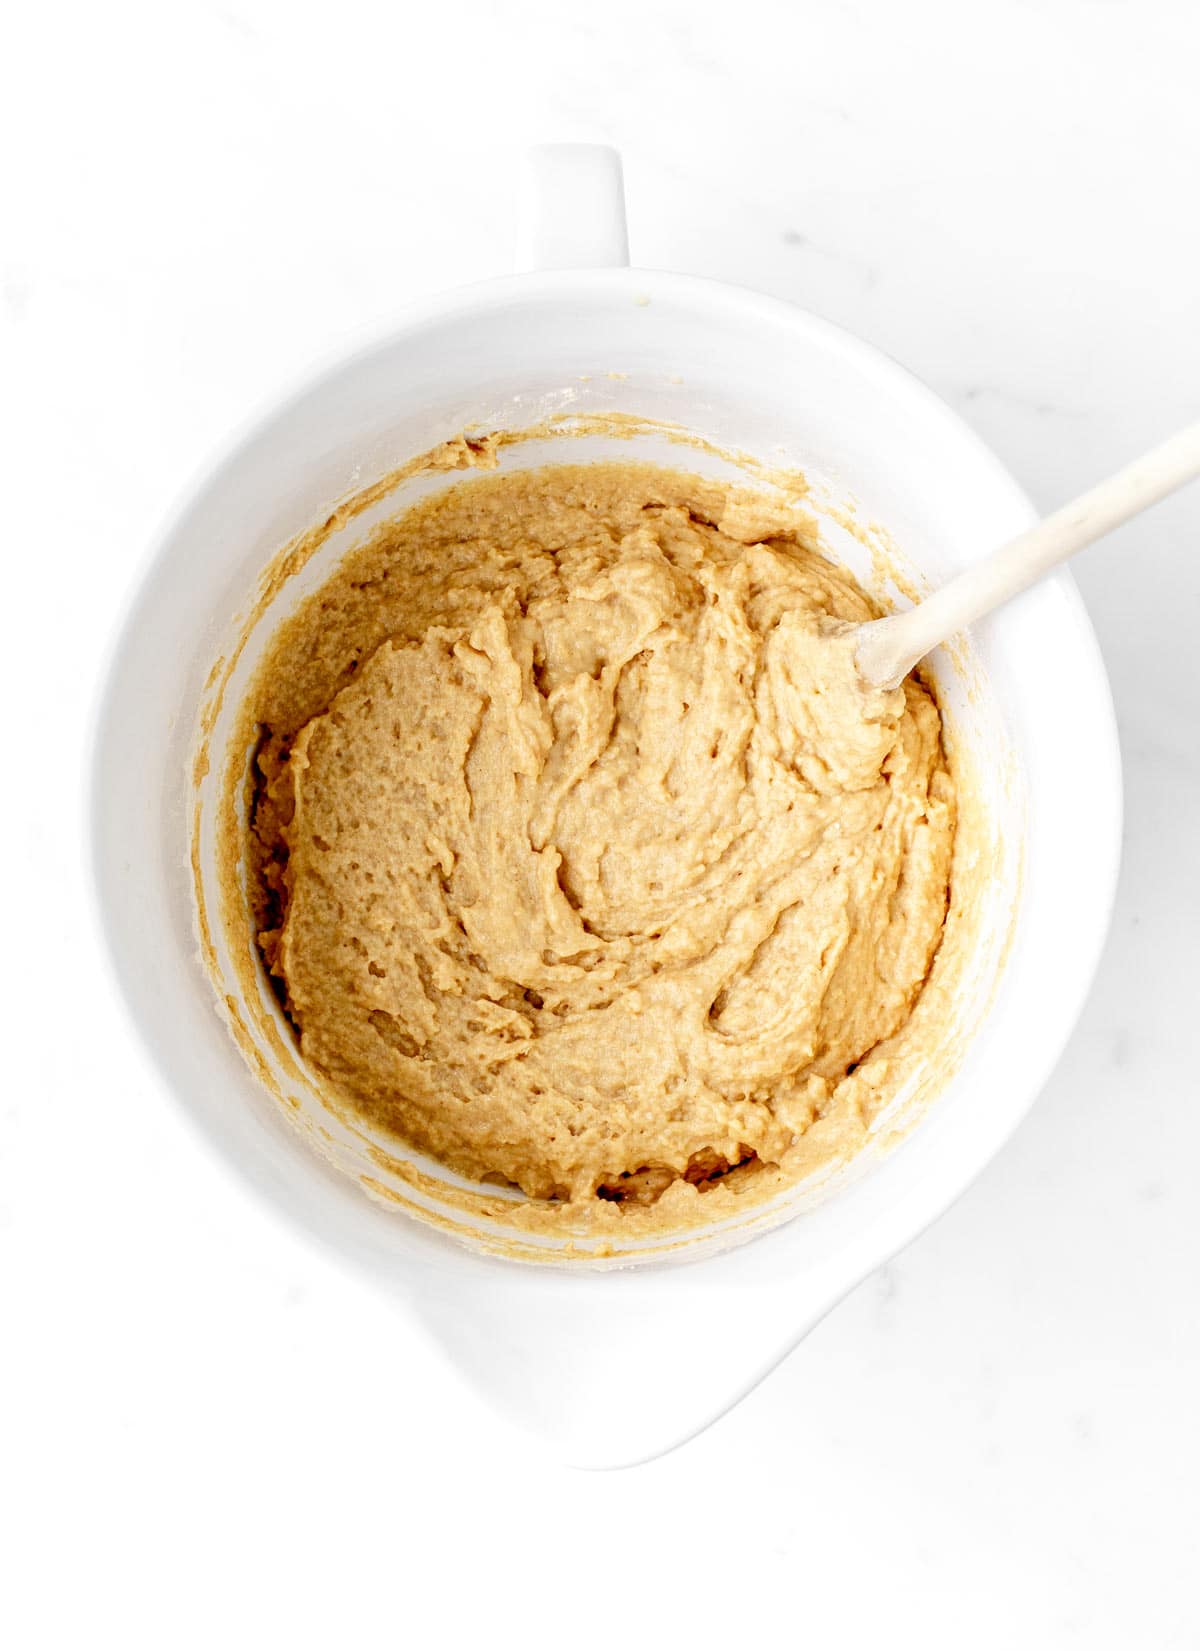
856,418 -> 1200,690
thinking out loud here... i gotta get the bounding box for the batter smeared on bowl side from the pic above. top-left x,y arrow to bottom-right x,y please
245,462 -> 955,1211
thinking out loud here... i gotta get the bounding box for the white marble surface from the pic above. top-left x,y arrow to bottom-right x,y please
3,0 -> 1198,1643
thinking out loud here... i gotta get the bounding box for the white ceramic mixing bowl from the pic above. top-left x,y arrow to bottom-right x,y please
91,147 -> 1120,1465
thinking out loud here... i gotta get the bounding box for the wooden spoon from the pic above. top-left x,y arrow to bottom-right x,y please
855,420 -> 1200,690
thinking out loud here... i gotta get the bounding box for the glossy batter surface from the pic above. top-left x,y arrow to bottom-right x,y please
248,463 -> 955,1208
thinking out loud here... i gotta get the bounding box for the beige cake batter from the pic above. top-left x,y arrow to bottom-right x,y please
244,462 -> 955,1212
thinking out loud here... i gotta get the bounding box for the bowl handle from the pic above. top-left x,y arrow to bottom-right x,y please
403,1252 -> 853,1469
515,143 -> 630,271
